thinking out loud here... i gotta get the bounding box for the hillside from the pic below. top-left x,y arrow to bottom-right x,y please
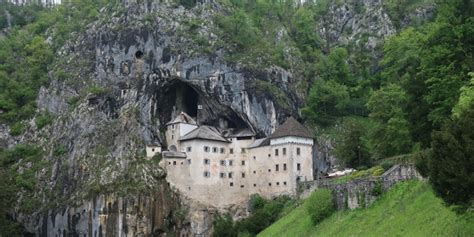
259,181 -> 474,237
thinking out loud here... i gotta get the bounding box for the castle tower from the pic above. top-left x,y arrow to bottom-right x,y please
165,112 -> 198,152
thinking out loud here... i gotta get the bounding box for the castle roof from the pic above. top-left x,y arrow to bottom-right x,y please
162,151 -> 187,159
166,112 -> 197,125
268,117 -> 312,139
247,138 -> 270,148
179,125 -> 230,143
223,128 -> 256,138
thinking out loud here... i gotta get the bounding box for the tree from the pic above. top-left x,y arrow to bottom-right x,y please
335,120 -> 371,168
305,188 -> 335,225
429,102 -> 474,209
302,79 -> 349,127
452,72 -> 474,119
367,84 -> 412,158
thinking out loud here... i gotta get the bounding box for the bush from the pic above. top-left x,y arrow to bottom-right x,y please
213,214 -> 237,237
371,166 -> 385,176
88,86 -> 110,96
10,122 -> 25,136
249,194 -> 266,212
380,160 -> 395,171
305,188 -> 335,225
35,112 -> 53,129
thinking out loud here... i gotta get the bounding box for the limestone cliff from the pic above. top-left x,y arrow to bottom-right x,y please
0,0 -> 435,236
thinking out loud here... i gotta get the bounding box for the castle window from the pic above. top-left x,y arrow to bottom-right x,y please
268,183 -> 272,186
253,170 -> 256,174
171,135 -> 174,140
241,148 -> 246,153
253,184 -> 256,187
228,172 -> 233,178
283,181 -> 287,185
240,185 -> 245,188
297,163 -> 301,171
204,146 -> 210,152
187,147 -> 192,152
253,156 -> 256,160
168,162 -> 171,165
241,160 -> 245,165
213,147 -> 218,153
230,182 -> 234,187
283,148 -> 286,155
230,148 -> 234,154
220,172 -> 226,178
276,182 -> 280,186
220,148 -> 225,153
275,149 -> 279,156
242,172 -> 246,178
203,171 -> 210,177
173,161 -> 176,165
268,154 -> 271,158
181,162 -> 183,165
187,159 -> 191,164
220,160 -> 226,166
297,147 -> 301,156
204,159 -> 210,165
268,169 -> 271,172
152,148 -> 155,152
276,164 -> 279,172
228,160 -> 233,166
283,163 -> 287,171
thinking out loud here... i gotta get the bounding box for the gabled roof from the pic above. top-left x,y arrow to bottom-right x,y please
222,128 -> 256,138
146,142 -> 161,147
162,151 -> 187,159
179,126 -> 230,143
166,112 -> 197,125
268,117 -> 313,139
247,138 -> 270,148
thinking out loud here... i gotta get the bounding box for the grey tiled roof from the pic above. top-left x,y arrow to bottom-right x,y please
222,128 -> 256,138
179,126 -> 230,142
268,117 -> 312,139
247,138 -> 269,148
162,151 -> 187,159
166,112 -> 197,125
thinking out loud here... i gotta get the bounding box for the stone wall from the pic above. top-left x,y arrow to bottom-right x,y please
299,165 -> 422,210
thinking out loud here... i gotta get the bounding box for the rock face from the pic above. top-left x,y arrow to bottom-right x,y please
19,189 -> 187,237
1,1 -> 435,236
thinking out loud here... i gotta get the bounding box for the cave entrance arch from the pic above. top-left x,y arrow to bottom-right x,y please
180,84 -> 198,117
157,80 -> 200,123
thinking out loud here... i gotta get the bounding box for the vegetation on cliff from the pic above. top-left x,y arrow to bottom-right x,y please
259,181 -> 474,237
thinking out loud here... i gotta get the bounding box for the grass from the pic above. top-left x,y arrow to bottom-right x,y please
259,181 -> 474,237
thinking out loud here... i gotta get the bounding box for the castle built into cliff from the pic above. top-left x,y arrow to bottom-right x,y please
147,112 -> 314,207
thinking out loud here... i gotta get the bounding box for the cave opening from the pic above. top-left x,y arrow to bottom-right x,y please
157,81 -> 199,123
181,85 -> 198,117
155,80 -> 253,132
135,50 -> 144,59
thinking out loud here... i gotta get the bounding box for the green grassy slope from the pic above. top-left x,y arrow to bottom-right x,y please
259,181 -> 474,237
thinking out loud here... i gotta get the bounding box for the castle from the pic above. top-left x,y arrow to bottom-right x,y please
148,112 -> 314,207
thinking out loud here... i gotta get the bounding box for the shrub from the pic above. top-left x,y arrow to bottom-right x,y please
305,188 -> 335,225
249,194 -> 266,212
88,86 -> 110,96
35,112 -> 53,129
53,145 -> 68,157
372,181 -> 383,196
380,160 -> 395,171
10,122 -> 25,136
371,166 -> 385,176
212,214 -> 237,237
